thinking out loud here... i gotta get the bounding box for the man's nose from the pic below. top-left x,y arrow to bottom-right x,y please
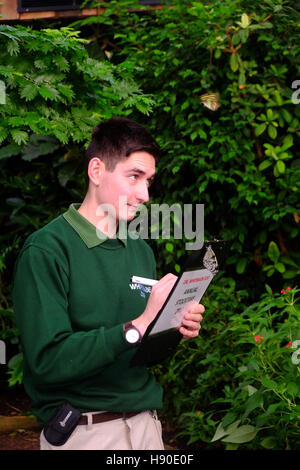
136,181 -> 149,203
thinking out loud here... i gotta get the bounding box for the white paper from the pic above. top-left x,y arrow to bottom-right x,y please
150,268 -> 214,335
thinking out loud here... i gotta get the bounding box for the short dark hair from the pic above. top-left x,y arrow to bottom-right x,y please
85,117 -> 161,176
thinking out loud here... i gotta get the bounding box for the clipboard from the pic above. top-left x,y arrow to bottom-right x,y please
130,240 -> 227,367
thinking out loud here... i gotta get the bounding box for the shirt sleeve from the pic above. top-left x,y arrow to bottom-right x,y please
12,245 -> 131,388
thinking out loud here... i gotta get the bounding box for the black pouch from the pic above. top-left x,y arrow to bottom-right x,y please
43,402 -> 82,446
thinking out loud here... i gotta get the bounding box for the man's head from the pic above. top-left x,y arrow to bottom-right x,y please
84,117 -> 161,224
85,116 -> 161,175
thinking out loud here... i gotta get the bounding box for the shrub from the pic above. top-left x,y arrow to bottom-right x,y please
154,282 -> 300,449
77,0 -> 300,295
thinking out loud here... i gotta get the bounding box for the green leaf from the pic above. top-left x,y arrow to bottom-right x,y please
53,55 -> 69,72
20,83 -> 38,101
281,109 -> 292,123
240,13 -> 250,28
274,262 -> 285,273
225,420 -> 241,434
214,48 -> 221,59
174,263 -> 181,273
258,160 -> 272,171
241,392 -> 264,420
198,129 -> 207,140
0,127 -> 8,143
232,32 -> 240,46
7,40 -> 20,56
268,124 -> 277,139
280,135 -> 293,152
286,382 -> 298,397
267,241 -> 280,263
261,436 -> 277,449
22,136 -> 59,161
8,116 -> 24,127
211,422 -> 227,442
236,258 -> 247,274
225,443 -> 239,450
274,91 -> 283,106
57,84 -> 75,102
265,284 -> 273,295
166,242 -> 174,253
275,160 -> 285,174
190,131 -> 197,141
11,130 -> 29,145
221,412 -> 237,428
0,142 -> 22,159
230,53 -> 239,72
261,376 -> 277,390
38,85 -> 59,101
221,425 -> 258,444
239,29 -> 249,43
255,123 -> 266,136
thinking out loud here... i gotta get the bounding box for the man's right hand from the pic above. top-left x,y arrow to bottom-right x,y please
132,273 -> 178,337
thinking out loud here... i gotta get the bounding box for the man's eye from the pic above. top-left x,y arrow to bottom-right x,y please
129,175 -> 137,181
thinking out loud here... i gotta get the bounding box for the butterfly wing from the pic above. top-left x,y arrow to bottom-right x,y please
200,93 -> 220,111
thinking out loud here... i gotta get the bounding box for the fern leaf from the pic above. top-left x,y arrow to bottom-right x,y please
11,130 -> 29,145
53,56 -> 70,72
38,85 -> 60,101
7,40 -> 20,56
20,83 -> 38,101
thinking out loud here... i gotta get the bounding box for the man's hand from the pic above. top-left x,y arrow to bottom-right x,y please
132,273 -> 178,336
132,275 -> 204,340
178,301 -> 204,339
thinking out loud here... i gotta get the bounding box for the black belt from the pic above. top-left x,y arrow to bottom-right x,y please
78,411 -> 140,425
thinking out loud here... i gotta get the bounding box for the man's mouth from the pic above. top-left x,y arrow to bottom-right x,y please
127,204 -> 140,210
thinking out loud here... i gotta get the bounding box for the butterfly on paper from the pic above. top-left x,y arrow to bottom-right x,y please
200,93 -> 220,111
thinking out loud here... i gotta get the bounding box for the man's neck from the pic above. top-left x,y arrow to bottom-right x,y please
77,197 -> 117,238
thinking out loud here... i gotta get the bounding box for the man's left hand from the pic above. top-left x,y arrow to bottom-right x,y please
179,302 -> 204,339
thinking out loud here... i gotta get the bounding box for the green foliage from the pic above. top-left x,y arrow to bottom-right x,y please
77,0 -> 300,294
0,24 -> 154,150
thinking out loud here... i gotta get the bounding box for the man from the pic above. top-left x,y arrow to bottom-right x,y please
13,117 -> 204,450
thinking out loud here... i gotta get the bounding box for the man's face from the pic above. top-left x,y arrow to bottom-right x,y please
95,151 -> 156,223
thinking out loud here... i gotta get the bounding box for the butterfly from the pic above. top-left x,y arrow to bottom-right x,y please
200,93 -> 220,111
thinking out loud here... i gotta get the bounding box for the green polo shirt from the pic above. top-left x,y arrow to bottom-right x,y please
12,203 -> 163,427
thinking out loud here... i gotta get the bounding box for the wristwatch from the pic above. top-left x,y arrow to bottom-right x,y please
123,321 -> 142,345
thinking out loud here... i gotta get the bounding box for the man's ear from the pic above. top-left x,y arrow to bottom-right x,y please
88,158 -> 105,186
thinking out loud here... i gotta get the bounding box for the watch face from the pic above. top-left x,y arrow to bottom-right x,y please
126,328 -> 140,344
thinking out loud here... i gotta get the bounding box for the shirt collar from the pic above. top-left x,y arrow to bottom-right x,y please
63,203 -> 127,248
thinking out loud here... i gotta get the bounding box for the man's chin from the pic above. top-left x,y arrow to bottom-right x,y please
125,205 -> 140,219
117,211 -> 136,222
